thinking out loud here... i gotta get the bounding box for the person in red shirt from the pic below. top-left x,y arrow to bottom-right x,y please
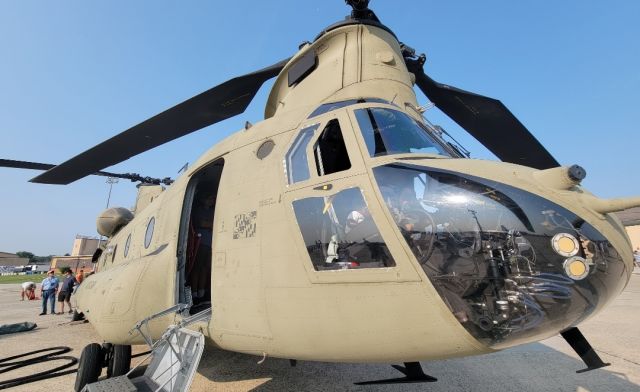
75,269 -> 84,284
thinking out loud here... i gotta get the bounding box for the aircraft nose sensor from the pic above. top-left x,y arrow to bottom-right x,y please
568,164 -> 586,182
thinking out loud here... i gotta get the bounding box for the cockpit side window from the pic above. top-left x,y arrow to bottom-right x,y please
313,119 -> 351,176
354,107 -> 451,158
285,124 -> 319,184
292,187 -> 396,271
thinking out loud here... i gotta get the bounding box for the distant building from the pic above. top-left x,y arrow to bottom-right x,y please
617,207 -> 640,251
0,252 -> 29,270
71,235 -> 100,256
50,255 -> 94,272
50,234 -> 100,272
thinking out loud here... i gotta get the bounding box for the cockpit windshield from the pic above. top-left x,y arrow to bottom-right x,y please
354,107 -> 451,158
372,163 -> 627,348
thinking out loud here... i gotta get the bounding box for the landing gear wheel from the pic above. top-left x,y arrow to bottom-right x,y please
74,343 -> 103,391
106,344 -> 132,378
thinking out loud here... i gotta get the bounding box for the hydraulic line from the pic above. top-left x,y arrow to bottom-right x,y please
0,346 -> 78,390
0,346 -> 150,389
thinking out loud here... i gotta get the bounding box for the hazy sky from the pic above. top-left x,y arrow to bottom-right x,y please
1,1 -> 639,255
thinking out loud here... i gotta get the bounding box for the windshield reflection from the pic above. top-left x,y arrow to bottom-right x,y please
373,164 -> 627,348
354,107 -> 451,158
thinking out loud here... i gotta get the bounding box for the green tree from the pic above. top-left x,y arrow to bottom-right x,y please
58,266 -> 72,274
16,251 -> 35,261
32,255 -> 52,264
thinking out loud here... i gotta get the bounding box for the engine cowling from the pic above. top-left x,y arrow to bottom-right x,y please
96,207 -> 133,237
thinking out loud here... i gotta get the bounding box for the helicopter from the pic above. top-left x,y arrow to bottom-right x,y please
2,0 -> 639,390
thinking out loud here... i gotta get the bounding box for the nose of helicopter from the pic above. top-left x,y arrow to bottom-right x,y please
372,163 -> 631,349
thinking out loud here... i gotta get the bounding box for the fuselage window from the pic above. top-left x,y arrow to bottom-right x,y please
144,217 -> 155,249
354,107 -> 451,157
124,233 -> 131,258
307,98 -> 394,119
285,124 -> 319,184
292,187 -> 396,271
313,119 -> 351,176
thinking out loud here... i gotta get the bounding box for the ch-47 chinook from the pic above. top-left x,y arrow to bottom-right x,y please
3,0 -> 640,390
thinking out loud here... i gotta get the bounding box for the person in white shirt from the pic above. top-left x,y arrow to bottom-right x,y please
20,281 -> 36,301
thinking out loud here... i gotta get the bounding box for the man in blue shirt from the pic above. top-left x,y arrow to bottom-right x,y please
57,269 -> 77,314
40,270 -> 59,315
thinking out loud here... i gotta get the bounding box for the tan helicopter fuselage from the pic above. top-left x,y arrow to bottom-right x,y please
75,23 -> 634,363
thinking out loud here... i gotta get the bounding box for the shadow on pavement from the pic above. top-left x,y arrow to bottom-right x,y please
195,342 -> 640,392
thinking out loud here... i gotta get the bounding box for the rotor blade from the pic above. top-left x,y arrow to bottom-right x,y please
0,159 -> 55,171
0,158 -> 158,182
31,58 -> 290,185
406,61 -> 559,169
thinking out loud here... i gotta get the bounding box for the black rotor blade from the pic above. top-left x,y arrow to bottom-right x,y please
31,58 -> 290,185
1,158 -> 165,183
406,60 -> 559,169
0,159 -> 55,171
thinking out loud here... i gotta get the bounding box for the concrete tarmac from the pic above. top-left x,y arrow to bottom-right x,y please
1,271 -> 640,392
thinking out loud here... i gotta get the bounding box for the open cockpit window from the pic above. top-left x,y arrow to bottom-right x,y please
354,107 -> 451,158
292,187 -> 395,271
314,119 -> 351,176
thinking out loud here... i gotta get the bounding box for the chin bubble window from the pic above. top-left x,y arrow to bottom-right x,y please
373,163 -> 627,348
292,187 -> 396,271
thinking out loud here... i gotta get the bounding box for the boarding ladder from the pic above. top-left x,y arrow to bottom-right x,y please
83,304 -> 211,392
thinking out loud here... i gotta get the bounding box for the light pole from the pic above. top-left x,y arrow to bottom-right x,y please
105,177 -> 119,208
97,177 -> 120,255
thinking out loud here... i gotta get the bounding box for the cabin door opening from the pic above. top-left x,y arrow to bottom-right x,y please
177,159 -> 224,315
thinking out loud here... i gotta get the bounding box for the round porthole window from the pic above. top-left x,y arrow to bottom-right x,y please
124,233 -> 131,257
256,140 -> 275,159
144,217 -> 155,249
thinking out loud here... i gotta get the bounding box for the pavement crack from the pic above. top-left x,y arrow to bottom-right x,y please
597,349 -> 640,367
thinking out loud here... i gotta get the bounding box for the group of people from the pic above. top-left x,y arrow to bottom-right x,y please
20,268 -> 85,316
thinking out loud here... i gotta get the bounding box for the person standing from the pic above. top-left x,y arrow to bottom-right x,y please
40,270 -> 59,315
58,270 -> 77,314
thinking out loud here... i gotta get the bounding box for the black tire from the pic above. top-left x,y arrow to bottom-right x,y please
107,344 -> 131,378
74,343 -> 103,391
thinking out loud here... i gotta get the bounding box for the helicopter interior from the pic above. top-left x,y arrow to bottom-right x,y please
177,159 -> 224,315
290,102 -> 460,271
